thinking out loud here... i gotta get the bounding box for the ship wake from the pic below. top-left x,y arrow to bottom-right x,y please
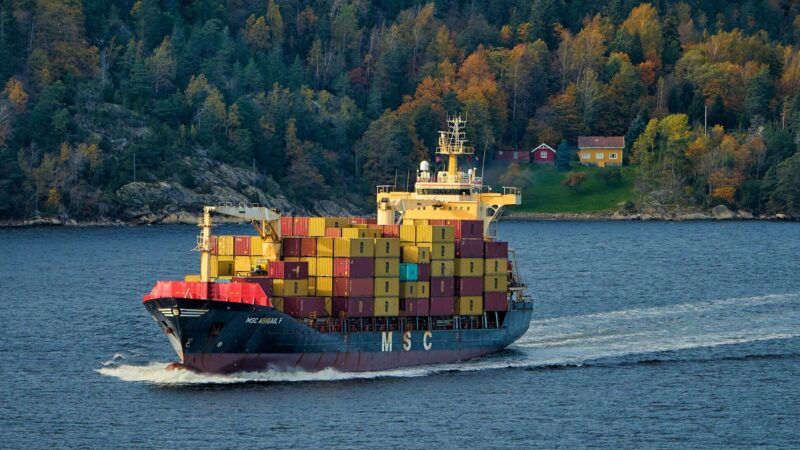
98,292 -> 800,385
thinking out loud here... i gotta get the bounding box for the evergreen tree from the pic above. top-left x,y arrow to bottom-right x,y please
556,139 -> 571,171
661,13 -> 682,67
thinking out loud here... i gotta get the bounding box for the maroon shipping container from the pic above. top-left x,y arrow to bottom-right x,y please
234,236 -> 251,256
293,217 -> 310,236
455,277 -> 484,296
333,278 -> 374,297
284,296 -> 328,318
325,228 -> 342,237
483,292 -> 508,311
484,241 -> 509,258
430,297 -> 456,315
280,217 -> 294,236
450,220 -> 483,239
332,297 -> 374,318
349,217 -> 377,225
333,258 -> 375,277
401,298 -> 430,316
209,236 -> 218,255
430,277 -> 455,297
455,239 -> 484,258
267,261 -> 308,279
300,237 -> 317,257
282,237 -> 302,257
381,224 -> 400,238
417,263 -> 431,280
232,277 -> 274,296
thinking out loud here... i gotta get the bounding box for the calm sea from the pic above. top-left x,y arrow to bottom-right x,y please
1,221 -> 798,448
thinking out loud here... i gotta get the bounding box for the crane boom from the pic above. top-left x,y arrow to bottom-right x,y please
198,204 -> 282,281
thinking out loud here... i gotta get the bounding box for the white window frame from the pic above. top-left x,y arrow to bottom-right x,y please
582,152 -> 590,159
596,152 -> 604,159
540,151 -> 548,159
609,153 -> 618,160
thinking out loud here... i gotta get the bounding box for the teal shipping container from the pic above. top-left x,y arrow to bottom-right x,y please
399,263 -> 419,281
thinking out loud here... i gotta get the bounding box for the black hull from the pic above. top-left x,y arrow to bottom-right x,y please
144,299 -> 533,373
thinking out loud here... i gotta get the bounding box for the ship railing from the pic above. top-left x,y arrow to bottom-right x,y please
376,185 -> 394,194
502,186 -> 520,196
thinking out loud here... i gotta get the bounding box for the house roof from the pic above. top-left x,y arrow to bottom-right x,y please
532,143 -> 556,153
578,136 -> 624,149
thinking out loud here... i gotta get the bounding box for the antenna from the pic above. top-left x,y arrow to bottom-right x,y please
481,137 -> 488,181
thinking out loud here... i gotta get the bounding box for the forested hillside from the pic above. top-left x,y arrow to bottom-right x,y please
1,0 -> 800,221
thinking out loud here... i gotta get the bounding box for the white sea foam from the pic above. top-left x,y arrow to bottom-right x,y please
98,292 -> 800,385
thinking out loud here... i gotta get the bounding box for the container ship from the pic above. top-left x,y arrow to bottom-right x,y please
143,117 -> 533,373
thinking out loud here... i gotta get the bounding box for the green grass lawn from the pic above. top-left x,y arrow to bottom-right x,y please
509,164 -> 636,213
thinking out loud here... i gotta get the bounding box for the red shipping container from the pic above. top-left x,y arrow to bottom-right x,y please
484,241 -> 509,258
429,297 -> 455,315
450,220 -> 483,239
293,217 -> 310,236
332,297 -> 374,317
268,261 -> 308,279
401,298 -> 430,316
484,292 -> 508,311
333,278 -> 374,297
417,263 -> 431,280
430,277 -> 455,297
284,296 -> 328,318
428,219 -> 448,226
232,277 -> 274,296
333,258 -> 375,277
367,223 -> 382,229
325,228 -> 342,237
209,236 -> 218,255
455,239 -> 484,258
280,217 -> 294,236
300,237 -> 317,257
455,277 -> 483,296
381,224 -> 400,238
234,235 -> 251,256
282,237 -> 302,257
349,217 -> 377,225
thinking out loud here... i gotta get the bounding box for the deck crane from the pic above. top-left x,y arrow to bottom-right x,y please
196,204 -> 282,282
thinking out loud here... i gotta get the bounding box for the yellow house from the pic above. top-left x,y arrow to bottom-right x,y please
578,136 -> 624,167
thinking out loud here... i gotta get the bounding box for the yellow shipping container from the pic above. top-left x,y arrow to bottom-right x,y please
400,225 -> 416,243
234,255 -> 252,273
374,277 -> 400,297
401,246 -> 430,264
422,243 -> 455,260
262,242 -> 281,260
212,256 -> 234,278
484,258 -> 507,275
307,276 -> 316,295
342,227 -> 382,239
250,236 -> 264,256
415,225 -> 454,243
455,296 -> 483,315
407,219 -> 429,226
431,260 -> 455,277
271,297 -> 284,312
484,275 -> 508,292
300,257 -> 317,276
374,297 -> 400,317
284,256 -> 301,262
316,237 -> 334,257
217,235 -> 234,256
417,281 -> 430,298
316,257 -> 333,277
184,274 -> 201,282
309,217 -> 347,237
374,257 -> 400,277
273,279 -> 309,297
400,281 -> 429,298
455,258 -> 484,277
374,238 -> 401,257
315,277 -> 333,296
334,238 -> 375,257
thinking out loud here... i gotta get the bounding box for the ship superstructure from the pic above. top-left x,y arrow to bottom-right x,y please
143,117 -> 533,373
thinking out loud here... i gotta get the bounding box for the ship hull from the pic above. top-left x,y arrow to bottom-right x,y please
144,298 -> 533,373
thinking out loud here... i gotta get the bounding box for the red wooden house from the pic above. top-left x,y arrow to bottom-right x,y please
531,143 -> 556,164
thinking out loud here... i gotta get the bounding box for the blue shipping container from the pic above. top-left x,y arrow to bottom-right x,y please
399,263 -> 419,281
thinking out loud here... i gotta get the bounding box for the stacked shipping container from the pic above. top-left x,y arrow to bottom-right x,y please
203,216 -> 511,320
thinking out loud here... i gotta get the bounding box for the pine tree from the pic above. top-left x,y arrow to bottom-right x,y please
556,139 -> 571,171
